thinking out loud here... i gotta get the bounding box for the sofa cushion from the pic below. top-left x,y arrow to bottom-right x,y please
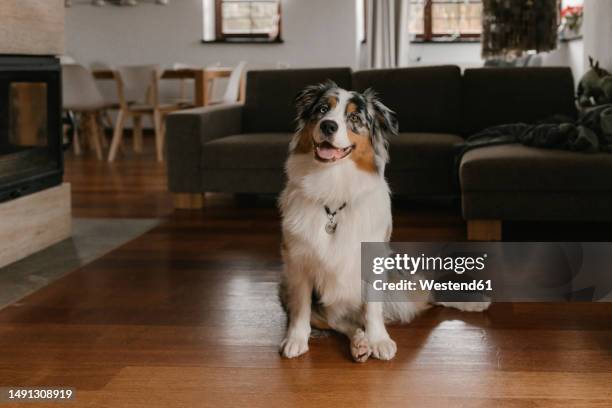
462,67 -> 577,136
386,170 -> 459,197
460,144 -> 612,192
389,132 -> 464,171
352,66 -> 462,133
202,133 -> 293,170
386,133 -> 464,197
243,68 -> 353,133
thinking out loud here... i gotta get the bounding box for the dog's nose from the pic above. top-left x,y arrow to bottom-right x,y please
320,120 -> 338,137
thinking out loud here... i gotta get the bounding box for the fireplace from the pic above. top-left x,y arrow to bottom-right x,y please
0,55 -> 63,203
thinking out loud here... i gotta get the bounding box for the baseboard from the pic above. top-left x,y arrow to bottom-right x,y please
0,183 -> 72,269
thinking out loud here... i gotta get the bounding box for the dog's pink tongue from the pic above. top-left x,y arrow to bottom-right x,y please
317,145 -> 340,160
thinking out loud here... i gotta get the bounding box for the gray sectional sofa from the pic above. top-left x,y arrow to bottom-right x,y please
166,65 -> 612,240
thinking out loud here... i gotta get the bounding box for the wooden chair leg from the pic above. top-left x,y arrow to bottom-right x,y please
72,116 -> 82,156
103,110 -> 114,129
87,113 -> 103,161
97,113 -> 109,148
467,220 -> 502,241
108,109 -> 127,162
174,193 -> 204,210
153,110 -> 163,162
133,115 -> 143,153
161,112 -> 167,140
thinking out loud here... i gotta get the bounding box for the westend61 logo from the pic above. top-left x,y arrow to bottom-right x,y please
372,253 -> 488,275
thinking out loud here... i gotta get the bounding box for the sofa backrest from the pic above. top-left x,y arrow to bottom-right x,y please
243,67 -> 353,133
462,67 -> 577,136
352,65 -> 462,134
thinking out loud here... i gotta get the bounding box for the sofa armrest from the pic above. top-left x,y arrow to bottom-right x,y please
167,103 -> 243,144
166,103 -> 243,193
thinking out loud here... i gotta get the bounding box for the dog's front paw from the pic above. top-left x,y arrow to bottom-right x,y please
351,330 -> 371,363
280,336 -> 309,358
369,336 -> 397,360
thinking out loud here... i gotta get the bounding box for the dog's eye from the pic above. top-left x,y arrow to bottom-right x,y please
349,113 -> 360,124
319,105 -> 329,114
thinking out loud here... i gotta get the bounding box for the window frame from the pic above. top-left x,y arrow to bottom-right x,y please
414,0 -> 482,42
362,0 -> 481,44
213,0 -> 283,43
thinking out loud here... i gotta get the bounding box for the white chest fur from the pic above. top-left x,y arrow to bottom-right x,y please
280,155 -> 392,306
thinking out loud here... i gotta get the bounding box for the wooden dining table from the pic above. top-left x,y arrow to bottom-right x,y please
92,67 -> 236,107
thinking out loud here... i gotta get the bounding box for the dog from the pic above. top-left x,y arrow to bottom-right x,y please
279,81 -> 489,362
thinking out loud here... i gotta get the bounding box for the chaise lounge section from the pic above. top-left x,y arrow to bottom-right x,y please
457,67 -> 612,240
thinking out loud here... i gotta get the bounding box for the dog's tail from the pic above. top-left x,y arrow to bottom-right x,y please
383,301 -> 431,324
378,273 -> 432,324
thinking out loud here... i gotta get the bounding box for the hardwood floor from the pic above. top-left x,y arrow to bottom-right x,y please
0,141 -> 611,407
64,145 -> 173,218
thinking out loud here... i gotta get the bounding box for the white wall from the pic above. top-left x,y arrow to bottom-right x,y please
390,41 -> 584,85
583,0 -> 612,71
65,0 -> 360,70
406,42 -> 481,69
541,39 -> 585,81
66,0 -> 586,91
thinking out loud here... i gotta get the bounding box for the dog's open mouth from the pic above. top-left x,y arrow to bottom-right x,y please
314,141 -> 355,162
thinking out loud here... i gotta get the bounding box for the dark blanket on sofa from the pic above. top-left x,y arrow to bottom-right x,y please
456,104 -> 612,162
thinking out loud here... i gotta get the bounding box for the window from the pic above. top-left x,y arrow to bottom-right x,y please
410,0 -> 482,42
203,0 -> 282,43
561,0 -> 583,7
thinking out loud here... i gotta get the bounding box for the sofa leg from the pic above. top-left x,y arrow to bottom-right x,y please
174,193 -> 204,210
467,220 -> 502,241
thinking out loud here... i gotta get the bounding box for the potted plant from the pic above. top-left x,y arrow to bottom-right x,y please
560,4 -> 583,40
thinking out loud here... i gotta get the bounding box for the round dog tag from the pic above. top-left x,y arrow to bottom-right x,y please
325,220 -> 337,234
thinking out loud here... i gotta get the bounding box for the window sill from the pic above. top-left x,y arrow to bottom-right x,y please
201,38 -> 284,44
410,38 -> 481,44
560,35 -> 583,43
362,39 -> 480,45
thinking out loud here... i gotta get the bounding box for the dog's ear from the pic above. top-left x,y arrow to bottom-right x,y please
295,80 -> 337,122
363,88 -> 397,165
364,88 -> 398,138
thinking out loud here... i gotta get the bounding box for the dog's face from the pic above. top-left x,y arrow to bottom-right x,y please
290,81 -> 398,174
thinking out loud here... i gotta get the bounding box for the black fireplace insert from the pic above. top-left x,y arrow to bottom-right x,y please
0,55 -> 63,203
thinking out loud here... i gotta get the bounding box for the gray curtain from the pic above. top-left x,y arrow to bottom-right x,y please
366,0 -> 411,68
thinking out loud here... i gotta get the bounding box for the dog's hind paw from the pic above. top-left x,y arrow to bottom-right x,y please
351,330 -> 371,363
280,336 -> 309,358
369,336 -> 397,360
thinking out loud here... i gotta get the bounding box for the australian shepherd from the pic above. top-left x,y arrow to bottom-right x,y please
279,81 -> 489,363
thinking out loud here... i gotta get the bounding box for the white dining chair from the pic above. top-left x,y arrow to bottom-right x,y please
90,62 -> 121,133
107,65 -> 181,162
222,61 -> 246,104
208,62 -> 246,105
62,64 -> 107,160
